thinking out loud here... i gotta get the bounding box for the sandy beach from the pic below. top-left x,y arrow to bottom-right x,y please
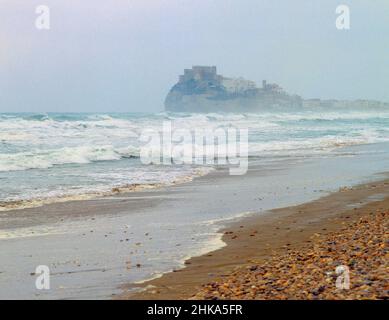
2,0 -> 389,304
193,208 -> 388,300
1,142 -> 389,299
123,179 -> 389,300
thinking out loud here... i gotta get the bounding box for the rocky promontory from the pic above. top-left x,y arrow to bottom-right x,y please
165,66 -> 302,112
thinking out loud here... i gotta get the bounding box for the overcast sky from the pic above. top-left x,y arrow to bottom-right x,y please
0,0 -> 388,113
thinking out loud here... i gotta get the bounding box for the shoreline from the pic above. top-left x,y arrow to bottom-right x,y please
1,142 -> 389,299
121,178 -> 389,300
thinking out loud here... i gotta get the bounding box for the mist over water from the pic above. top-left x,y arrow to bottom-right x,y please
1,110 -> 389,208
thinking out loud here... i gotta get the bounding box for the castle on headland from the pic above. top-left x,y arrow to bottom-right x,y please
179,66 -> 282,94
165,66 -> 388,112
165,66 -> 302,112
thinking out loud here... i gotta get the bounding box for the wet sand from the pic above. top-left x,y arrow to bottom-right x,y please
123,179 -> 389,299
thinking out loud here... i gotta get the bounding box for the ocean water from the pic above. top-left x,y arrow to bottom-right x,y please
1,110 -> 389,299
1,110 -> 389,210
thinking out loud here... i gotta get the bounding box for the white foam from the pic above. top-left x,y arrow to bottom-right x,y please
1,111 -> 389,209
0,145 -> 136,172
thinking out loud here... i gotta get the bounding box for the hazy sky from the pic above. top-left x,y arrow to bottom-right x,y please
0,0 -> 388,113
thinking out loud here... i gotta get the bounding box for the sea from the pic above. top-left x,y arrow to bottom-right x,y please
1,110 -> 389,210
1,110 -> 389,299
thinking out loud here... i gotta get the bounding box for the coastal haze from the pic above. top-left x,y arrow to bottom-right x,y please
0,1 -> 388,301
1,0 -> 389,113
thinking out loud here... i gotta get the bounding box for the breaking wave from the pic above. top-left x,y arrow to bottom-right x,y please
1,110 -> 389,210
0,146 -> 140,172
